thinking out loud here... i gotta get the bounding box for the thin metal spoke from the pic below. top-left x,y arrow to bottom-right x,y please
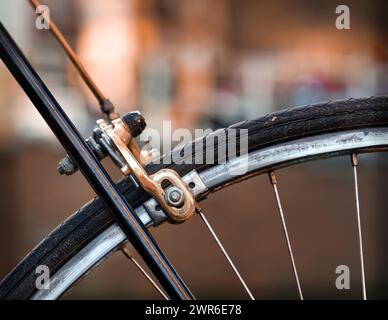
269,171 -> 303,300
351,153 -> 367,300
196,208 -> 255,300
121,245 -> 169,300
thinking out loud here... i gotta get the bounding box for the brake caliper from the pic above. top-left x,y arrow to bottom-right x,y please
58,112 -> 198,223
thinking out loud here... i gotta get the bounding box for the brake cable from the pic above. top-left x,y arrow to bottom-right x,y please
29,0 -> 198,224
29,0 -> 117,119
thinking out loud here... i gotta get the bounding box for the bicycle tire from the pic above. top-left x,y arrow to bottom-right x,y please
1,96 -> 387,299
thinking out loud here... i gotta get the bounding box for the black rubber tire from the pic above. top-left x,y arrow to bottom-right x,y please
1,96 -> 387,299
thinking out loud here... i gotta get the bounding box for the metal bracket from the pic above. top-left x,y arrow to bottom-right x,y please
96,116 -> 201,223
144,170 -> 208,226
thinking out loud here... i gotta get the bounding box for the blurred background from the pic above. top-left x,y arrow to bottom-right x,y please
0,0 -> 387,299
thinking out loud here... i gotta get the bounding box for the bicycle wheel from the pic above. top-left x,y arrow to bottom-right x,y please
0,96 -> 387,300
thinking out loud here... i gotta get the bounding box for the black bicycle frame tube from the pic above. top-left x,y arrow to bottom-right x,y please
0,22 -> 193,300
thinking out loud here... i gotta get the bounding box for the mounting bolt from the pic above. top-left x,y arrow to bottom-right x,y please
58,155 -> 78,175
165,187 -> 185,208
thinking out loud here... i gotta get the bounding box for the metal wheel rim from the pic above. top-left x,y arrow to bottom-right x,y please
32,127 -> 388,299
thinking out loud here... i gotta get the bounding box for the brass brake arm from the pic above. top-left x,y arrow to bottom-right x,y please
101,119 -> 196,223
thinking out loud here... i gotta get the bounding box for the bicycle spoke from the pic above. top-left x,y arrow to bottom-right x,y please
268,171 -> 303,300
196,208 -> 255,300
351,153 -> 367,300
122,245 -> 169,300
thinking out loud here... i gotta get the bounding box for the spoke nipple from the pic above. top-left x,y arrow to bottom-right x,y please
121,244 -> 133,259
351,153 -> 358,167
268,171 -> 277,185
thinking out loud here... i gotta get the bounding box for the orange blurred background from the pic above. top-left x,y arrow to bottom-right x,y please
0,0 -> 387,299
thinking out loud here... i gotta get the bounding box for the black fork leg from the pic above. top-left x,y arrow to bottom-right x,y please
0,22 -> 193,300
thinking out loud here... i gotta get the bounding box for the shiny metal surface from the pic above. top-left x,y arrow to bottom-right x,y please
32,127 -> 388,300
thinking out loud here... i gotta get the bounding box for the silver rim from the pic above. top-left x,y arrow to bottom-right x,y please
32,127 -> 388,300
